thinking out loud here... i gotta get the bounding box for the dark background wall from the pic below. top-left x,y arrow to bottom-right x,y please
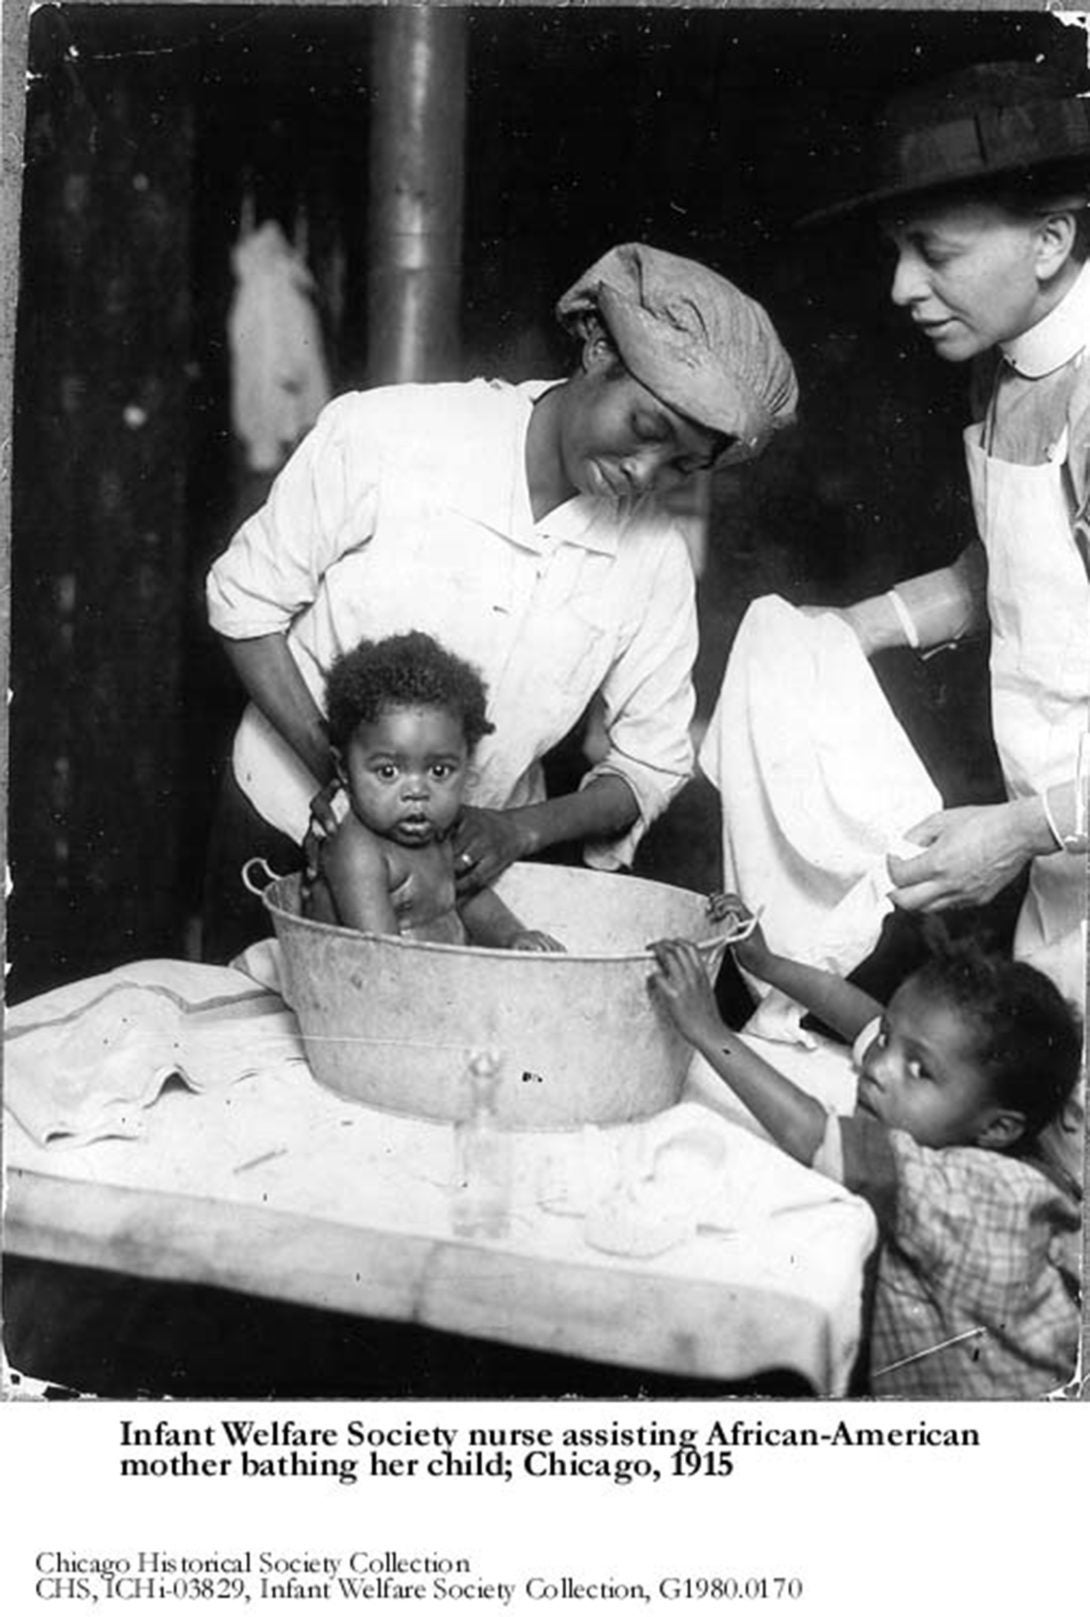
8,4 -> 1085,1002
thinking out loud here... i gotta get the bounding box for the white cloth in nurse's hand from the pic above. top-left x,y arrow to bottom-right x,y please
700,595 -> 942,1043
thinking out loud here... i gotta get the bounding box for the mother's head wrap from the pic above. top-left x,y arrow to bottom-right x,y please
556,242 -> 798,463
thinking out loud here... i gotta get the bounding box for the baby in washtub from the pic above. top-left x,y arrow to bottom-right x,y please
649,901 -> 1081,1399
304,630 -> 563,951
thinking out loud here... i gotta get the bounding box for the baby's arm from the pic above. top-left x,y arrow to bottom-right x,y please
649,939 -> 827,1165
711,896 -> 882,1044
460,888 -> 565,952
319,817 -> 400,935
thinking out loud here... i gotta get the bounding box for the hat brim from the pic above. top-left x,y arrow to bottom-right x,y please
800,97 -> 1090,229
799,156 -> 1090,228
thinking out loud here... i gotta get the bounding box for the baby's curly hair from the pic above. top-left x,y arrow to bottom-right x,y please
325,631 -> 495,752
911,924 -> 1083,1147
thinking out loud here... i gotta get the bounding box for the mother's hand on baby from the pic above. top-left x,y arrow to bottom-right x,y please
887,802 -> 1041,911
453,806 -> 533,895
303,779 -> 347,883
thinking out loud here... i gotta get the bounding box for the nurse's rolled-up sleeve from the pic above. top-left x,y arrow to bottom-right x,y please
581,532 -> 697,871
207,393 -> 381,639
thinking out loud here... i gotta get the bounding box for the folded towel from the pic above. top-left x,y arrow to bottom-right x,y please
4,960 -> 307,1147
700,595 -> 942,1042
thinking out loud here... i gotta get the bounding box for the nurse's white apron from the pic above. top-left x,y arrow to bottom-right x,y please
964,417 -> 1089,1012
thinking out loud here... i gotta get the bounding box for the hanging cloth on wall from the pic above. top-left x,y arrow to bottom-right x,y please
227,206 -> 332,473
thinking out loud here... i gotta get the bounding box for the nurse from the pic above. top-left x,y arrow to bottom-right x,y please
817,61 -> 1090,1013
203,243 -> 798,961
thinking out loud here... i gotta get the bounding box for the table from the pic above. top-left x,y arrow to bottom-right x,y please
3,959 -> 876,1397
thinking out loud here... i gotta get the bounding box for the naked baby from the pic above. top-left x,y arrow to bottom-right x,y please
305,630 -> 563,951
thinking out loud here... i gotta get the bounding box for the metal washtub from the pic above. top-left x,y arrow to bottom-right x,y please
246,861 -> 729,1129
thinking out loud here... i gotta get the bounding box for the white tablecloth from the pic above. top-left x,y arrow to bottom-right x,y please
4,960 -> 876,1394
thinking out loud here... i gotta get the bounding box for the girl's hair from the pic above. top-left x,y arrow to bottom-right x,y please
912,925 -> 1083,1145
325,631 -> 495,752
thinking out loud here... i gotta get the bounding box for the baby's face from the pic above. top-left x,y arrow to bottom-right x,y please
341,703 -> 469,846
854,977 -> 999,1149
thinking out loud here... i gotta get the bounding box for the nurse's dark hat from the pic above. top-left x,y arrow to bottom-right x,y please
806,59 -> 1090,225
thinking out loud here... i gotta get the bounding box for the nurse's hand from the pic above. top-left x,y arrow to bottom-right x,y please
887,801 -> 1044,912
453,806 -> 533,895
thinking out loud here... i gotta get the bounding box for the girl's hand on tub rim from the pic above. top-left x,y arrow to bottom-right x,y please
706,893 -> 771,975
706,890 -> 752,927
648,938 -> 725,1051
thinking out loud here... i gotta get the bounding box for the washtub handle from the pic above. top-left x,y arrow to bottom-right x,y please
240,856 -> 284,897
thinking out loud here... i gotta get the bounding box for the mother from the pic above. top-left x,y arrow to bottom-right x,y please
202,242 -> 798,961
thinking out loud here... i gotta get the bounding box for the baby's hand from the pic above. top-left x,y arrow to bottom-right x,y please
511,930 -> 566,953
647,939 -> 723,1049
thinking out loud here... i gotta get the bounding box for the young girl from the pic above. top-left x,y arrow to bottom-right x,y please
305,631 -> 562,952
649,901 -> 1082,1398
